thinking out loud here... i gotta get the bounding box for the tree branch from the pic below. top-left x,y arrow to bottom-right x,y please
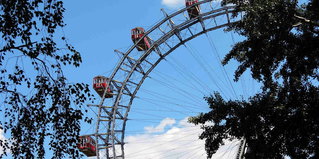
294,14 -> 319,27
33,57 -> 57,85
2,44 -> 57,84
0,88 -> 25,97
1,44 -> 58,85
0,42 -> 36,53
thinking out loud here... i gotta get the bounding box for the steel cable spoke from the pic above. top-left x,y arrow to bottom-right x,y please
87,1 -> 241,158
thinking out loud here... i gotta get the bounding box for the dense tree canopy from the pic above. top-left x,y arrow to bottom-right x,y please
0,0 -> 93,158
190,0 -> 319,158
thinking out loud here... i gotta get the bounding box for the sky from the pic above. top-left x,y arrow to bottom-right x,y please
162,0 -> 184,8
1,0 -> 260,158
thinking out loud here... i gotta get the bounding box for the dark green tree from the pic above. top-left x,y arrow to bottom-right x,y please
0,0 -> 93,158
189,0 -> 319,158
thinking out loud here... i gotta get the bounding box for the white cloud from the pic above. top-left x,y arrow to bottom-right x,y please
162,0 -> 184,8
125,117 -> 240,159
0,128 -> 10,156
144,117 -> 176,133
0,129 -> 4,155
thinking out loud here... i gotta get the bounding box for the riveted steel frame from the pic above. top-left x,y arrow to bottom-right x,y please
91,1 -> 240,158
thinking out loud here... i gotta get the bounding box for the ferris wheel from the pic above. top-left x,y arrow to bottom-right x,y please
78,0 -> 254,158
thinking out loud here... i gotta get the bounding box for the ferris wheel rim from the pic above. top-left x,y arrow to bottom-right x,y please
92,1 -> 240,158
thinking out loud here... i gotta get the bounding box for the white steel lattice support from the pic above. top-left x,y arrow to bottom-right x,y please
85,1 -> 241,158
236,138 -> 247,159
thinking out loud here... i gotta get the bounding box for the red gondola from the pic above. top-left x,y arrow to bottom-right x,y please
93,76 -> 113,98
77,136 -> 96,157
186,0 -> 200,19
131,27 -> 152,51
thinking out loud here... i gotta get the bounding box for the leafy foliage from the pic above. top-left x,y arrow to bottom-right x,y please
190,0 -> 319,158
0,0 -> 93,158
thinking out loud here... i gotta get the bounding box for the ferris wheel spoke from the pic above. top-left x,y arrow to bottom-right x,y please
80,1 -> 246,158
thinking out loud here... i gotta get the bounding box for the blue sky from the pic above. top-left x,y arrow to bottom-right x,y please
0,0 -> 261,158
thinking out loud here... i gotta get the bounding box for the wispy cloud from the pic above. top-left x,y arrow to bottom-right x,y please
125,117 -> 240,159
144,117 -> 176,133
0,128 -> 10,156
161,0 -> 184,8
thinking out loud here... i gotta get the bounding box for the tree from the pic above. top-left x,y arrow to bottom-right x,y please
0,0 -> 93,158
189,0 -> 319,158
